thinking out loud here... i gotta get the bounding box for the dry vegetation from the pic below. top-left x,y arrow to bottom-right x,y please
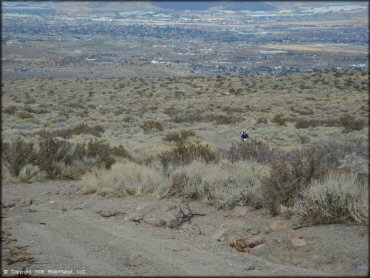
2,71 -> 368,225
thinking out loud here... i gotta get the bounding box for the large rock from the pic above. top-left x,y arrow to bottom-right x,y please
230,206 -> 256,217
144,218 -> 166,227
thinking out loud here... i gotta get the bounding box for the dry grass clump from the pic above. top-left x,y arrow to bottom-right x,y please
161,159 -> 268,209
284,172 -> 368,225
79,161 -> 168,197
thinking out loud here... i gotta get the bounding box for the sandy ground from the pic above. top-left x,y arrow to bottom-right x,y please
1,181 -> 368,276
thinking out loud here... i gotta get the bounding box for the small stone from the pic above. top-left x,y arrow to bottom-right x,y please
354,265 -> 368,276
20,198 -> 33,206
2,201 -> 16,208
166,205 -> 177,212
125,212 -> 146,222
212,229 -> 228,242
245,236 -> 264,248
230,206 -> 256,217
97,209 -> 117,217
250,243 -> 265,253
136,203 -> 150,211
270,219 -> 291,232
246,265 -> 256,271
144,218 -> 166,227
287,238 -> 306,249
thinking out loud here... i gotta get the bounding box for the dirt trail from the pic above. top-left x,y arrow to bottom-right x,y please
2,181 -> 368,276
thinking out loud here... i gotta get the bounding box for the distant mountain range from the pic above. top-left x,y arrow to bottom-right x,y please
149,1 -> 277,11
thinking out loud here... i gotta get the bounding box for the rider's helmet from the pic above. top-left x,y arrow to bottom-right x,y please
241,130 -> 249,140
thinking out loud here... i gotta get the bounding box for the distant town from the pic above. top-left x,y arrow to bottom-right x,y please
2,1 -> 368,77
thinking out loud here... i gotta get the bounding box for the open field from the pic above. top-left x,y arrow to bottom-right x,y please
2,71 -> 368,158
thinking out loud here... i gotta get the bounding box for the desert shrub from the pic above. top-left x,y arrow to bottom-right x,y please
3,106 -> 17,114
164,130 -> 195,146
35,136 -> 75,177
161,159 -> 268,208
256,117 -> 267,124
285,172 -> 368,225
261,138 -> 367,215
261,145 -> 334,214
17,113 -> 33,119
226,140 -> 282,164
141,120 -> 163,133
173,112 -> 203,123
271,113 -> 289,126
295,106 -> 314,115
2,138 -> 36,176
80,161 -> 168,197
85,140 -> 131,169
72,123 -> 105,137
298,135 -> 310,144
159,143 -> 218,172
295,118 -> 338,129
339,114 -> 367,132
339,153 -> 368,182
2,136 -> 131,180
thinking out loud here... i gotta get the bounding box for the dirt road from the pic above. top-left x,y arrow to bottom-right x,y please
2,181 -> 368,276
